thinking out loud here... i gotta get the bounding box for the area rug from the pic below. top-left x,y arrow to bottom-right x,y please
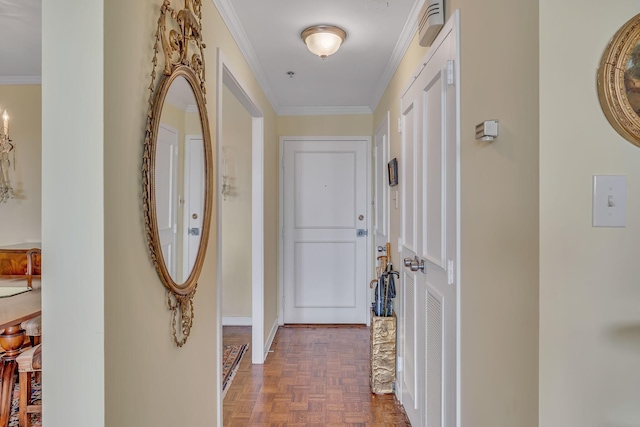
222,343 -> 248,398
8,374 -> 41,427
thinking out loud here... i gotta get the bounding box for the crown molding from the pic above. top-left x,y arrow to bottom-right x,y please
369,0 -> 423,111
0,76 -> 42,85
213,0 -> 424,116
278,105 -> 372,116
212,0 -> 280,112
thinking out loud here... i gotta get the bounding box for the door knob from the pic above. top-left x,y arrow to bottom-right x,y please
403,256 -> 425,273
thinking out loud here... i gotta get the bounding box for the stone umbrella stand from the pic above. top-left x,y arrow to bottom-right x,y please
370,243 -> 397,394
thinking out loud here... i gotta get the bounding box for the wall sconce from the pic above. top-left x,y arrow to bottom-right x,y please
301,25 -> 347,59
221,147 -> 232,201
221,176 -> 231,201
0,110 -> 15,203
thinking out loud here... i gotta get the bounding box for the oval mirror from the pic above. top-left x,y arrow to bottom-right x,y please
146,66 -> 213,296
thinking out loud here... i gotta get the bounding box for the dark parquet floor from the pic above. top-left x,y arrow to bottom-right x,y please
222,325 -> 411,427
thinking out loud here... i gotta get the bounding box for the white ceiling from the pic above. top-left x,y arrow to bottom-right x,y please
215,0 -> 423,114
0,0 -> 424,114
0,0 -> 41,84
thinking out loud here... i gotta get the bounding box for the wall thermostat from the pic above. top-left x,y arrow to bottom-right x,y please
475,120 -> 499,141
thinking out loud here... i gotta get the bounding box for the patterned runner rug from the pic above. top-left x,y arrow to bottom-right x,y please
222,343 -> 248,398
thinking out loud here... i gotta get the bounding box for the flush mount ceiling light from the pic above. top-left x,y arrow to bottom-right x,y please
301,25 -> 347,59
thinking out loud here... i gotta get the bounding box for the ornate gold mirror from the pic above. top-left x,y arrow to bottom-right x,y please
143,0 -> 213,346
597,13 -> 640,147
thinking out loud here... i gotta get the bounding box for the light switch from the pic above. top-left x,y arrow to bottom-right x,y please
593,175 -> 627,227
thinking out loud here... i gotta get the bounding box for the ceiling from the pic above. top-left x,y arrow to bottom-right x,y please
0,0 -> 40,84
0,0 -> 424,114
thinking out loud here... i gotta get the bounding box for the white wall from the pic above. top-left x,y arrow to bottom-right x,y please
41,1 -> 105,425
0,85 -> 41,246
540,2 -> 640,425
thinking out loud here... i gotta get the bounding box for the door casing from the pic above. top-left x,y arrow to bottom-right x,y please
215,48 -> 266,427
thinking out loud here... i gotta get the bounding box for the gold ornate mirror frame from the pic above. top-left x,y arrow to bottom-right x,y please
597,13 -> 640,147
142,0 -> 213,346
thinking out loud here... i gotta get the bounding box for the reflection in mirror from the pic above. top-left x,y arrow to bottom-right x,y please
144,0 -> 211,346
156,76 -> 205,284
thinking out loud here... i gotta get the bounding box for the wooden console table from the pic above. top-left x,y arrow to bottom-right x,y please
0,289 -> 41,426
0,244 -> 41,289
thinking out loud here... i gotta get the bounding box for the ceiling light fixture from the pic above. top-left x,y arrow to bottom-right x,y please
301,25 -> 347,59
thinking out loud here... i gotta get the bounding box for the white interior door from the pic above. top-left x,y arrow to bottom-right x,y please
182,135 -> 204,283
157,124 -> 179,277
400,81 -> 421,422
399,16 -> 458,427
283,137 -> 369,324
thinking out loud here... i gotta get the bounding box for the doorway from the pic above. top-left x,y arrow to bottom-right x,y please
216,49 -> 265,426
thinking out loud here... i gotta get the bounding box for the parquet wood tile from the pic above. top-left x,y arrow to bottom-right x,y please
223,325 -> 411,426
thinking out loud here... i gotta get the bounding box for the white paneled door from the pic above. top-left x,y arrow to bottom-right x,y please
182,135 -> 204,283
283,138 -> 369,324
399,14 -> 459,427
157,124 -> 179,278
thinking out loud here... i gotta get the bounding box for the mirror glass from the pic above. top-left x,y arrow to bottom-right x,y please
155,75 -> 206,285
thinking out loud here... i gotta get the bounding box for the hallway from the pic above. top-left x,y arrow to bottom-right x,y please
223,325 -> 411,426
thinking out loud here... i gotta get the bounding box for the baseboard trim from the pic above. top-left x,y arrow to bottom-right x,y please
263,318 -> 279,360
222,316 -> 252,326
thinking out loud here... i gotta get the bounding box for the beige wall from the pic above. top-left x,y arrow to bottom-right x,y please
278,113 -> 372,136
0,85 -> 41,246
100,0 -> 277,426
102,0 -> 217,424
221,84 -> 252,318
455,0 -> 540,426
540,2 -> 640,425
374,2 -> 539,427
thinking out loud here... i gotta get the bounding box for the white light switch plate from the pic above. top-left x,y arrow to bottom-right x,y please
593,175 -> 627,227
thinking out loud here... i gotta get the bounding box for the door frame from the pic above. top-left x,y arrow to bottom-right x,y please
215,48 -> 265,426
373,112 -> 391,261
278,136 -> 373,325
